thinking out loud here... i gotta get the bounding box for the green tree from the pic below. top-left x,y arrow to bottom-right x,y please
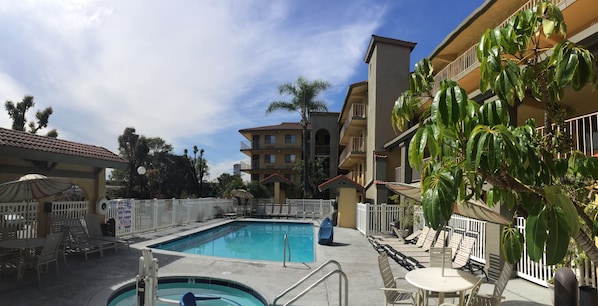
117,127 -> 149,198
392,1 -> 598,266
5,95 -> 57,137
215,173 -> 244,197
266,76 -> 330,198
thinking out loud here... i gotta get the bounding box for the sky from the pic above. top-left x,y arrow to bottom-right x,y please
0,0 -> 484,181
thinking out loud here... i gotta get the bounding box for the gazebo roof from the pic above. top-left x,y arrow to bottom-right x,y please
318,175 -> 364,192
260,173 -> 293,186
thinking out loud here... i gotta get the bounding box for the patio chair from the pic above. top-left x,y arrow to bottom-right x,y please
447,228 -> 465,259
56,218 -> 107,261
401,229 -> 422,244
433,227 -> 450,248
452,231 -> 488,279
439,278 -> 484,306
468,260 -> 514,306
378,252 -> 417,305
20,232 -> 63,283
84,214 -> 130,251
429,247 -> 453,268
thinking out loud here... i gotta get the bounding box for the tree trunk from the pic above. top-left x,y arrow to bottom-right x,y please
573,231 -> 598,268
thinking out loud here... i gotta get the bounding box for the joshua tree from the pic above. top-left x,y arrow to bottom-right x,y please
5,95 -> 57,137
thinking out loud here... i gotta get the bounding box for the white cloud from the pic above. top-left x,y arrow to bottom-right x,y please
0,0 -> 388,179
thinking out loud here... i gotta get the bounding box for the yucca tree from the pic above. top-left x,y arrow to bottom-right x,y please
392,1 -> 598,266
266,76 -> 330,198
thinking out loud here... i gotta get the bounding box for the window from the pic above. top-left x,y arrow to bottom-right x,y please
251,174 -> 260,181
265,135 -> 276,144
285,134 -> 297,144
284,154 -> 296,163
264,154 -> 275,163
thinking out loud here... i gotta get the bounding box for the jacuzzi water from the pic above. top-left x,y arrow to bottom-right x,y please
107,276 -> 268,306
150,220 -> 315,262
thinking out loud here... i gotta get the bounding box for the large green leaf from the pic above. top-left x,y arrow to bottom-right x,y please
502,226 -> 523,264
545,208 -> 571,265
545,185 -> 580,235
525,208 -> 548,262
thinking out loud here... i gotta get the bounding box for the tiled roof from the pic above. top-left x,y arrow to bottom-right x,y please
239,122 -> 303,132
318,175 -> 364,192
0,127 -> 127,165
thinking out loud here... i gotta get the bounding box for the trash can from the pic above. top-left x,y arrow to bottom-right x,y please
580,285 -> 598,306
100,218 -> 116,237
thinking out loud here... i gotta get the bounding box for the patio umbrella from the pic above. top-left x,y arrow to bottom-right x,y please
230,189 -> 254,199
0,174 -> 74,203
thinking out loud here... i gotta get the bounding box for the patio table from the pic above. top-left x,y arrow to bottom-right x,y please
405,267 -> 478,306
0,238 -> 46,281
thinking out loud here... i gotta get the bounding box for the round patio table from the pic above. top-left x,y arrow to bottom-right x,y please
0,238 -> 46,281
405,267 -> 478,306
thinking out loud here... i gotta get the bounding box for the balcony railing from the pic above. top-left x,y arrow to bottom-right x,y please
433,0 -> 574,91
537,111 -> 598,156
339,137 -> 365,165
340,103 -> 367,141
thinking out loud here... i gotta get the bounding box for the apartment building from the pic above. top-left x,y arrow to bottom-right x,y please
239,114 -> 339,196
384,0 -> 598,284
338,35 -> 415,204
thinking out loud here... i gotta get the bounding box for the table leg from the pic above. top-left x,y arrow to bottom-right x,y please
459,291 -> 465,306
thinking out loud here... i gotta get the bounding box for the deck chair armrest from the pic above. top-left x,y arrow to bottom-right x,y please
380,287 -> 413,293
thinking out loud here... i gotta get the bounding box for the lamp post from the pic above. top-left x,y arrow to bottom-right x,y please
137,166 -> 146,198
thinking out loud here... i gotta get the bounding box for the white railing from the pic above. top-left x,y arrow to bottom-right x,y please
537,111 -> 598,156
0,202 -> 39,239
285,199 -> 334,218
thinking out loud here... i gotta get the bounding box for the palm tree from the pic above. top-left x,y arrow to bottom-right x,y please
266,76 -> 330,198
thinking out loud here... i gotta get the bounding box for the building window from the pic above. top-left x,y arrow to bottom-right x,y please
285,134 -> 297,144
251,174 -> 260,181
265,135 -> 276,144
284,154 -> 296,163
264,154 -> 275,163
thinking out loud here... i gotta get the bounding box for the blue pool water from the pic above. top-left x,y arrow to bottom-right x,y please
150,221 -> 315,262
107,276 -> 268,306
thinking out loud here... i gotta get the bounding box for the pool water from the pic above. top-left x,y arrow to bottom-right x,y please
150,221 -> 315,262
108,277 -> 267,306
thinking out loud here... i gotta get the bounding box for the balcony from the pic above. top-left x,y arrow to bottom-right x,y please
432,0 -> 575,94
537,111 -> 598,156
339,137 -> 366,168
339,104 -> 367,144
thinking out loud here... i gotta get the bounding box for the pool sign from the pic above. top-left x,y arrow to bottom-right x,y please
115,199 -> 132,230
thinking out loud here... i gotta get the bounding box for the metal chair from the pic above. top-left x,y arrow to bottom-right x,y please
378,252 -> 418,305
440,278 -> 484,306
469,260 -> 514,306
20,232 -> 63,283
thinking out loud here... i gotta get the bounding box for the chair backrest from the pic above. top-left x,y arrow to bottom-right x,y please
421,228 -> 437,251
38,232 -> 63,263
429,247 -> 453,268
403,229 -> 422,242
448,228 -> 465,259
415,226 -> 430,247
69,219 -> 91,242
464,278 -> 484,306
378,252 -> 400,302
433,227 -> 450,248
84,214 -> 104,239
453,231 -> 477,268
493,260 -> 514,300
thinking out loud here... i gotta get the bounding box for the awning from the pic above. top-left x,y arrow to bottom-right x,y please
386,182 -> 511,225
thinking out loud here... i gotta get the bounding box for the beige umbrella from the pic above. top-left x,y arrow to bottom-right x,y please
0,174 -> 74,203
230,189 -> 254,199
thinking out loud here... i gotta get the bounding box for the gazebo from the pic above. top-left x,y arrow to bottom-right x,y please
318,175 -> 364,228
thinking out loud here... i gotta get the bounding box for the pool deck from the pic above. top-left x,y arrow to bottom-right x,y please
0,218 -> 554,305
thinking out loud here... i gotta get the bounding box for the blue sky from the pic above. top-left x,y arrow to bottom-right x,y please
0,0 -> 483,180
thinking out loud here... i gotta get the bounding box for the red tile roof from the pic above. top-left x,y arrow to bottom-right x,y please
239,122 -> 304,132
0,127 -> 127,167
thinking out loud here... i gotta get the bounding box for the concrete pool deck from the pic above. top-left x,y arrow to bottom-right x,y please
0,218 -> 554,305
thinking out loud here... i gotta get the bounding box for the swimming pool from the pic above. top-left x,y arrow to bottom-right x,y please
107,276 -> 268,306
150,221 -> 315,262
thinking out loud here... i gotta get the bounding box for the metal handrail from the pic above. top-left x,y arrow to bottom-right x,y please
282,234 -> 291,267
272,260 -> 346,305
282,270 -> 348,306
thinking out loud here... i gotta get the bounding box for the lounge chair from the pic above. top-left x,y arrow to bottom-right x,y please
20,232 -> 63,283
447,228 -> 465,259
84,214 -> 130,251
452,231 -> 487,279
468,260 -> 514,306
433,227 -> 450,248
378,252 -> 417,305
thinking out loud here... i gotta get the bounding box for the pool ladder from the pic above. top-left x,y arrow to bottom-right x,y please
272,260 -> 348,306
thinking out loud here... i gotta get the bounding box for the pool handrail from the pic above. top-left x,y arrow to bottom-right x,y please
272,260 -> 347,305
282,234 -> 291,267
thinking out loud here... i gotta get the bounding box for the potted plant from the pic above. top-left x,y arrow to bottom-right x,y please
390,195 -> 417,237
